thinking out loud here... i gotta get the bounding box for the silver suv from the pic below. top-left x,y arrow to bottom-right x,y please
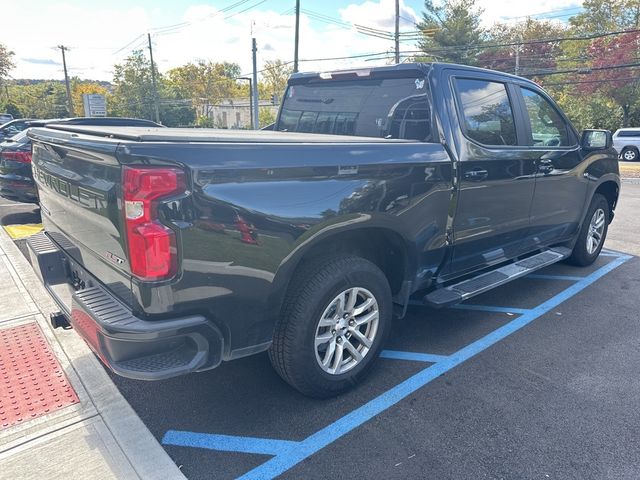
613,128 -> 640,161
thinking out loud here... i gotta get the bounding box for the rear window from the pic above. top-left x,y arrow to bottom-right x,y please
616,130 -> 640,137
277,76 -> 433,141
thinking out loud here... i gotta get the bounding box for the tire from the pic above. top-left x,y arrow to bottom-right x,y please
621,147 -> 639,161
269,254 -> 392,398
567,193 -> 609,267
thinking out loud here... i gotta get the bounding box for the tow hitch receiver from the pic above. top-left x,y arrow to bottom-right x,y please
50,311 -> 70,329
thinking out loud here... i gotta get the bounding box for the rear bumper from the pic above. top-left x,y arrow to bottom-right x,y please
26,232 -> 224,380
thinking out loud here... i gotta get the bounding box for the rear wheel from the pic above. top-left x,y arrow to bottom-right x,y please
269,255 -> 392,398
621,147 -> 639,161
567,193 -> 609,266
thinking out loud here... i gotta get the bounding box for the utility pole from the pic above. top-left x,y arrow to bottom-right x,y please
394,0 -> 400,64
512,34 -> 523,76
251,38 -> 259,130
58,45 -> 74,117
293,0 -> 300,73
147,33 -> 161,123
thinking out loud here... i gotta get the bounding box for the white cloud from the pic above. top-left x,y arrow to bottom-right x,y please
4,1 -> 405,81
340,0 -> 420,29
468,0 -> 582,27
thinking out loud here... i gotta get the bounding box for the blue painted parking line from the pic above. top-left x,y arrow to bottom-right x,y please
379,350 -> 448,363
525,274 -> 585,281
161,254 -> 631,480
162,430 -> 300,456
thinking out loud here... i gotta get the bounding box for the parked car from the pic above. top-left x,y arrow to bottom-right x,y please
0,117 -> 164,203
612,128 -> 640,161
0,118 -> 35,142
27,63 -> 619,397
0,113 -> 14,125
0,127 -> 42,202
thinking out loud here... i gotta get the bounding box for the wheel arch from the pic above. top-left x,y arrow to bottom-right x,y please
265,224 -> 418,332
594,180 -> 620,219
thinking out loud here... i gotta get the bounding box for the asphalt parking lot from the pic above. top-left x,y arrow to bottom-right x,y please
2,183 -> 639,480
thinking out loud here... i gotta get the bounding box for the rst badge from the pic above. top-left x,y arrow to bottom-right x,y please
105,251 -> 125,266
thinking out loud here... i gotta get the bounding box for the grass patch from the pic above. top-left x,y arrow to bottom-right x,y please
620,163 -> 640,178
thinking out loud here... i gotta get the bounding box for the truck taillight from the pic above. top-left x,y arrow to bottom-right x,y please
1,151 -> 32,163
122,166 -> 185,281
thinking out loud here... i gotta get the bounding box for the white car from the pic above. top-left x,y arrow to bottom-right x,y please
613,128 -> 640,161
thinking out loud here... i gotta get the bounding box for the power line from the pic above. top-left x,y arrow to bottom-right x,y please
526,61 -> 640,78
416,28 -> 640,56
545,75 -> 640,86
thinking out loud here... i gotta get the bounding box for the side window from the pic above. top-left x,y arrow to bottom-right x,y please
455,78 -> 517,146
520,87 -> 570,147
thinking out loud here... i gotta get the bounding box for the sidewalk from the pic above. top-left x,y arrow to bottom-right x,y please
0,227 -> 185,479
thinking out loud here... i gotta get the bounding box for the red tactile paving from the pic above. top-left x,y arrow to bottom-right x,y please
0,322 -> 79,429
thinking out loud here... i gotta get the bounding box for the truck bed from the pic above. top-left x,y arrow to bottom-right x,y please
42,124 -> 412,144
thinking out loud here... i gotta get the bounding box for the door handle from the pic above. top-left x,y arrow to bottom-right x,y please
463,168 -> 488,181
537,159 -> 554,174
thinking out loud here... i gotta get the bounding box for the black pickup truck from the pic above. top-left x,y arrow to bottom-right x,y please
27,63 -> 619,397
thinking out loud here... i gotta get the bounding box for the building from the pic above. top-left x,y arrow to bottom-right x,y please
198,98 -> 279,129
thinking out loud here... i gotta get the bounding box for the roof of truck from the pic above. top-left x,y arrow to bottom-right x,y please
289,61 -> 536,86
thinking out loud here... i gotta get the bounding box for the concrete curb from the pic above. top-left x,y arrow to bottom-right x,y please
0,227 -> 185,480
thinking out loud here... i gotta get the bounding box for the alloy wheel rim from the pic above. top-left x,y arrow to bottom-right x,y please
314,287 -> 379,375
624,150 -> 636,160
586,208 -> 605,255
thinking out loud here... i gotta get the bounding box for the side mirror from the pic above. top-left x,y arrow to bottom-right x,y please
581,129 -> 612,150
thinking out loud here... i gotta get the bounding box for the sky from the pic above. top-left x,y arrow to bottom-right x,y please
2,0 -> 584,82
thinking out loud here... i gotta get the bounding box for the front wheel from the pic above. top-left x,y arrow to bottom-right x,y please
567,194 -> 610,266
269,255 -> 392,398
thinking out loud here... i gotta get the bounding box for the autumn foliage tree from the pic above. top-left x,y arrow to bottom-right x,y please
71,80 -> 108,116
478,19 -> 566,78
578,30 -> 640,127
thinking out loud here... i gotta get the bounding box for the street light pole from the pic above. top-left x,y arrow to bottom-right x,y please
58,45 -> 74,116
294,0 -> 300,73
394,0 -> 400,64
251,38 -> 259,130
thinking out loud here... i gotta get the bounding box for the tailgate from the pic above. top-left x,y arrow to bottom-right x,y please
28,127 -> 133,305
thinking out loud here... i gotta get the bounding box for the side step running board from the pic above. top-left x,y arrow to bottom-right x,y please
424,247 -> 572,308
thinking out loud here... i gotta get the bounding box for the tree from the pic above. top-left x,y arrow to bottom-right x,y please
0,43 -> 14,83
6,82 -> 69,118
569,0 -> 640,34
578,30 -> 640,127
71,80 -> 108,116
262,60 -> 292,99
259,107 -> 276,128
478,19 -> 567,77
166,60 -> 244,116
110,50 -> 158,120
0,102 -> 21,118
417,0 -> 485,65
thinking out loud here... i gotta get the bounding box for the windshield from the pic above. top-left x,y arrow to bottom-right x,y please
277,76 -> 433,141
